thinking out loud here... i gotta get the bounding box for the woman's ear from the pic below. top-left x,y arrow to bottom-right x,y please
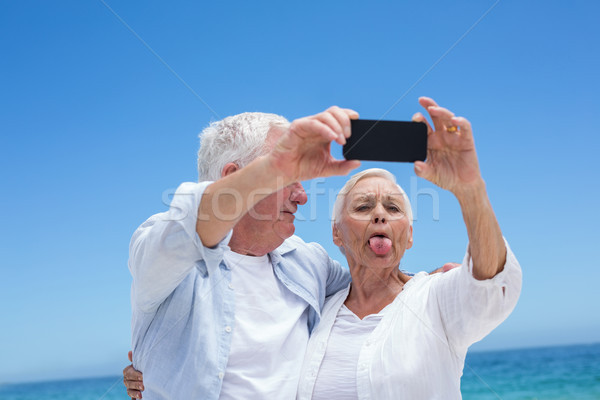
332,224 -> 343,247
406,225 -> 414,250
221,163 -> 239,178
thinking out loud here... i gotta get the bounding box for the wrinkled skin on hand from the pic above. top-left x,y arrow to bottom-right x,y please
412,97 -> 483,198
268,106 -> 361,183
123,351 -> 144,399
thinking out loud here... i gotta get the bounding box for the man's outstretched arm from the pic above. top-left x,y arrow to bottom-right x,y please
197,106 -> 361,247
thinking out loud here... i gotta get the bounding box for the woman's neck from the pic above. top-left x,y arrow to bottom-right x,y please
344,265 -> 411,319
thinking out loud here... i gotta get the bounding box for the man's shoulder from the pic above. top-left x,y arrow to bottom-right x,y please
278,235 -> 328,256
275,235 -> 348,279
275,236 -> 349,299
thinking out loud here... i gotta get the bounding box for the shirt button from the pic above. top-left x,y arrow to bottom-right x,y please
218,372 -> 224,379
228,283 -> 234,290
225,326 -> 232,333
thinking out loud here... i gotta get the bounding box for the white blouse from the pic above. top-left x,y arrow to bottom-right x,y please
311,304 -> 390,400
297,241 -> 522,400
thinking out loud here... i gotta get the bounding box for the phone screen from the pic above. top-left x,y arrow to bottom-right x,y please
343,120 -> 427,162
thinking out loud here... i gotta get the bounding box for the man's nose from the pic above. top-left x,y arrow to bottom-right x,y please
289,182 -> 307,205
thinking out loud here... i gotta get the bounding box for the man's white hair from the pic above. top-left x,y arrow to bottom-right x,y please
332,168 -> 413,228
197,112 -> 289,181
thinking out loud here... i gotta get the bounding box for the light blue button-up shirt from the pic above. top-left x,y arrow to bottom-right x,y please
129,182 -> 351,400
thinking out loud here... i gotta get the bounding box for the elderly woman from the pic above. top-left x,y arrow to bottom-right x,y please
296,98 -> 522,399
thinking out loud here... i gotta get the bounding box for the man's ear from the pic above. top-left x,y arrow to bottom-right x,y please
221,163 -> 239,178
406,225 -> 414,250
332,224 -> 343,247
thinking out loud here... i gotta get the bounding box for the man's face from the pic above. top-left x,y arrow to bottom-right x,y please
244,181 -> 308,242
229,126 -> 308,255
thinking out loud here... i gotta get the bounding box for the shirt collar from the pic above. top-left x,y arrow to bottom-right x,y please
269,237 -> 298,265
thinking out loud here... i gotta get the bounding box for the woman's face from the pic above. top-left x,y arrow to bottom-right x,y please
333,176 -> 413,269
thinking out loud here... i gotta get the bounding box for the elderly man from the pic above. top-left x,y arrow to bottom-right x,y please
126,107 -> 366,399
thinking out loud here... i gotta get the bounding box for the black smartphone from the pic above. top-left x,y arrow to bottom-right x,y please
343,119 -> 427,162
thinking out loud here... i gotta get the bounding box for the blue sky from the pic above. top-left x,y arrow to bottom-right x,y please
1,0 -> 599,384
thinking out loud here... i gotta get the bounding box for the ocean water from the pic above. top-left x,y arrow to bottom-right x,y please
1,343 -> 599,399
461,343 -> 600,399
0,375 -> 125,400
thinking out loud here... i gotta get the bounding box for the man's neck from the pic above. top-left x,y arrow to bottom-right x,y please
228,231 -> 282,257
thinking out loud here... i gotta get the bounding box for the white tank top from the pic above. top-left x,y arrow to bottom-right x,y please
312,304 -> 388,400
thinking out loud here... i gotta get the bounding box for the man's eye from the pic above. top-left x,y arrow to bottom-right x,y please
355,205 -> 370,211
387,205 -> 402,213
